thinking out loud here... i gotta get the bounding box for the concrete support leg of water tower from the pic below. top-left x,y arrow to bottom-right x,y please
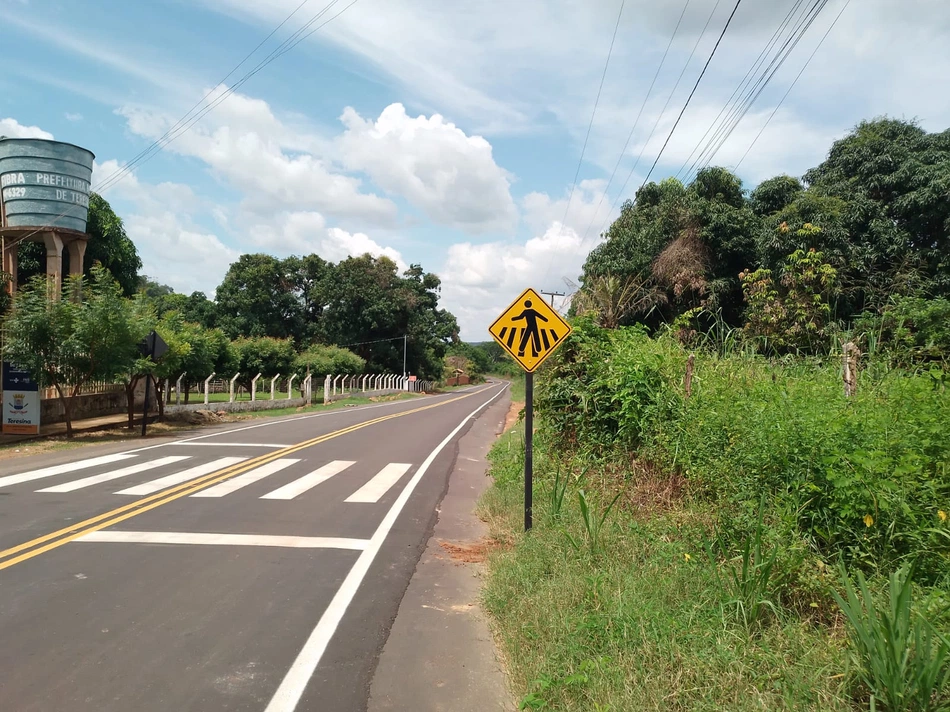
43,231 -> 64,301
67,239 -> 87,278
1,239 -> 17,295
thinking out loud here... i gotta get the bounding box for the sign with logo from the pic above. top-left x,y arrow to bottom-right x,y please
488,287 -> 572,373
2,362 -> 40,435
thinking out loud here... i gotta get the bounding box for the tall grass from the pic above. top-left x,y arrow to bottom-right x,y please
537,317 -> 950,584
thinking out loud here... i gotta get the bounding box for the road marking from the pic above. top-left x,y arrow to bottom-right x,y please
0,386 -> 504,571
76,531 -> 368,550
264,384 -> 507,712
191,459 -> 300,498
261,460 -> 355,500
36,456 -> 192,493
115,384 -> 498,456
114,457 -> 247,496
0,454 -> 136,488
344,463 -> 412,503
173,442 -> 291,448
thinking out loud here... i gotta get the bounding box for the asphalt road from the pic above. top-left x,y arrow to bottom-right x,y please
0,382 -> 509,712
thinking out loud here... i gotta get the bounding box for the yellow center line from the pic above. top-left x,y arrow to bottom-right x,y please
0,390 -> 482,572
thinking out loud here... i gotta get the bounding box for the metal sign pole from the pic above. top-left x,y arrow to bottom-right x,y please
524,371 -> 534,532
141,334 -> 154,437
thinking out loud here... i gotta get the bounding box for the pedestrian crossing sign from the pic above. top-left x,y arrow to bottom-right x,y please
488,287 -> 572,373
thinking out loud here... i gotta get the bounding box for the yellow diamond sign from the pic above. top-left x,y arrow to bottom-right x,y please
488,287 -> 572,373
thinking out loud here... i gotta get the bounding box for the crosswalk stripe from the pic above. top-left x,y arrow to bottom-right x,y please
191,459 -> 300,498
114,457 -> 246,496
260,460 -> 355,501
36,456 -> 192,493
0,454 -> 136,488
344,463 -> 413,503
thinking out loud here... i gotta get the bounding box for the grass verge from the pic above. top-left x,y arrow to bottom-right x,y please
478,428 -> 851,711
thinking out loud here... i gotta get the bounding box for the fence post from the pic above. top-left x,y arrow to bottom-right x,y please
287,374 -> 297,400
270,373 -> 280,401
323,375 -> 331,405
685,353 -> 695,398
250,373 -> 262,401
176,372 -> 186,406
230,373 -> 240,403
303,374 -> 312,406
203,373 -> 215,405
332,374 -> 342,396
843,341 -> 859,397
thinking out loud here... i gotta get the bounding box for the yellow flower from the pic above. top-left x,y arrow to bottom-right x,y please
864,514 -> 874,528
939,510 -> 947,522
683,553 -> 691,563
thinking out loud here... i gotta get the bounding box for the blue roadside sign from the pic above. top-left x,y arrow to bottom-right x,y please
2,361 -> 41,435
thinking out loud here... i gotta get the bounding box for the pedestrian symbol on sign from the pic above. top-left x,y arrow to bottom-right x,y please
488,287 -> 572,373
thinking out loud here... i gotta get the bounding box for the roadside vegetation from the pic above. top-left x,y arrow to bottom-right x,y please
480,119 -> 950,711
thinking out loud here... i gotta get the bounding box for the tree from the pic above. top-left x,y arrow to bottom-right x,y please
113,293 -> 158,429
741,247 -> 839,354
15,193 -> 142,296
582,168 -> 757,328
2,266 -> 141,436
802,117 -> 950,303
317,256 -> 456,379
215,254 -> 303,339
232,337 -> 296,392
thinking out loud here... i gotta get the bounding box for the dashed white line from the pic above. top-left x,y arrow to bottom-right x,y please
0,453 -> 136,488
113,457 -> 246,496
260,460 -> 355,501
344,463 -> 412,503
37,456 -> 192,493
191,459 -> 300,498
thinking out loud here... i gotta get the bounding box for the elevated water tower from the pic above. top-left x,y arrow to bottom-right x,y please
0,137 -> 96,299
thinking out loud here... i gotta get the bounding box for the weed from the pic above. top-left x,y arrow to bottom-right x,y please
565,489 -> 622,556
832,564 -> 950,711
710,496 -> 781,629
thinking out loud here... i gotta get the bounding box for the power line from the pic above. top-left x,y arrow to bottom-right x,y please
587,0 -> 726,251
97,0 -> 354,195
93,0 -> 316,196
674,0 -> 809,181
734,0 -> 851,171
637,0 -> 745,191
682,0 -> 830,183
334,335 -> 406,349
539,0 -> 626,286
576,0 -> 693,251
4,0 -> 359,252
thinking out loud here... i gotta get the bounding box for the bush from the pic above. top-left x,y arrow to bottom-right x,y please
294,344 -> 365,376
538,320 -> 950,583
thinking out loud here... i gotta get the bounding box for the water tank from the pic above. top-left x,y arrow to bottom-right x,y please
0,137 -> 95,233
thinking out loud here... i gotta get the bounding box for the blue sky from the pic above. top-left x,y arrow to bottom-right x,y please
2,0 -> 949,338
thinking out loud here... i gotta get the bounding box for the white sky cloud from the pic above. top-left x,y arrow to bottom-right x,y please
0,117 -> 54,139
338,103 -> 517,233
439,223 -> 593,338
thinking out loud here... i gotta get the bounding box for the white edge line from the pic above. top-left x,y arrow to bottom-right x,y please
263,384 -> 508,712
75,531 -> 368,550
115,384 -> 500,456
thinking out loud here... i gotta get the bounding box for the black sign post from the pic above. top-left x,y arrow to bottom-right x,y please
524,372 -> 534,531
139,330 -> 168,437
488,287 -> 573,534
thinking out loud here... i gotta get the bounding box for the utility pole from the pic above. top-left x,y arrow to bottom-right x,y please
540,290 -> 565,307
402,334 -> 407,385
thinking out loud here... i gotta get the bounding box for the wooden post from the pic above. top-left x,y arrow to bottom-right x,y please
843,341 -> 859,397
685,353 -> 695,398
